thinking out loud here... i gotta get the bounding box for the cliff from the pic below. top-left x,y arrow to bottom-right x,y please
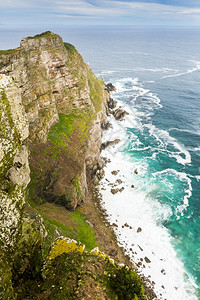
0,32 -> 149,299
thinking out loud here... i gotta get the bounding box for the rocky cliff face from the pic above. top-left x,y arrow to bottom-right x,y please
0,31 -> 108,298
0,31 -> 108,209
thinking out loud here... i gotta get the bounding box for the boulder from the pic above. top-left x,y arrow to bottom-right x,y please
144,256 -> 151,263
101,139 -> 120,151
101,121 -> 112,130
111,188 -> 119,194
105,82 -> 116,93
107,97 -> 117,109
113,108 -> 129,121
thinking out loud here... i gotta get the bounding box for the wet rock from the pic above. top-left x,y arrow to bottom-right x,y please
101,121 -> 112,130
138,245 -> 143,251
144,257 -> 151,263
111,170 -> 119,175
107,97 -> 117,109
161,269 -> 166,275
131,184 -> 134,188
116,179 -> 122,184
111,188 -> 119,194
161,285 -> 165,289
101,139 -> 120,150
99,169 -> 105,178
113,108 -> 129,121
105,82 -> 116,93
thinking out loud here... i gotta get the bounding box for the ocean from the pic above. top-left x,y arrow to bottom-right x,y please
1,26 -> 200,299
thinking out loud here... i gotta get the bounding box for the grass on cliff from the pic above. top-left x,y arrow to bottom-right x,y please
36,203 -> 97,252
87,68 -> 105,113
27,31 -> 59,39
48,113 -> 77,148
48,110 -> 93,157
0,48 -> 20,55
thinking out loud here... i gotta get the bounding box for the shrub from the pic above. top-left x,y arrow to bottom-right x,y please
107,266 -> 145,300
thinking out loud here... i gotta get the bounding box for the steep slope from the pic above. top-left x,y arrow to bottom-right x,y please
0,31 -> 108,298
0,31 -> 108,210
0,32 -> 153,299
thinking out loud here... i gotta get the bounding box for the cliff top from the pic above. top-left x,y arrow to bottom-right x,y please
27,31 -> 59,40
0,31 -> 61,56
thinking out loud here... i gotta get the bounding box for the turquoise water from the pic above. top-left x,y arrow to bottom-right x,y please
67,27 -> 200,297
1,27 -> 200,298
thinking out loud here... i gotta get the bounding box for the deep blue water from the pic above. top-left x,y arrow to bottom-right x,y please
1,27 -> 200,298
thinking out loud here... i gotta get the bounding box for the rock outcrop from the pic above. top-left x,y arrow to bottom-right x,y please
0,31 -> 109,298
0,32 -> 151,300
0,31 -> 108,210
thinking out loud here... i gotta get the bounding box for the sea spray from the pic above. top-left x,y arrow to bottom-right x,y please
99,78 -> 199,299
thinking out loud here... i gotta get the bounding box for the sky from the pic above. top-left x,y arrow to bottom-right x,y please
1,0 -> 200,29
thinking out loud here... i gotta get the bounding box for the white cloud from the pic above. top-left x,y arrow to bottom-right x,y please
1,0 -> 200,26
180,8 -> 200,14
55,0 -> 124,16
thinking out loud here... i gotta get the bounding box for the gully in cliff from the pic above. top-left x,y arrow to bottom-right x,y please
0,32 -> 156,299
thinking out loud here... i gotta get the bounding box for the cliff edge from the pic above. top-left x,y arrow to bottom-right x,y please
0,32 -> 152,299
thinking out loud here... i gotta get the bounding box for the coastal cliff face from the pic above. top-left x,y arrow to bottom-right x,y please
0,31 -> 108,210
0,32 -> 149,300
0,32 -> 108,298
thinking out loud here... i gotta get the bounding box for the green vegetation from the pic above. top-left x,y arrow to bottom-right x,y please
64,42 -> 87,92
107,265 -> 146,300
87,69 -> 105,113
48,110 -> 93,157
71,210 -> 97,251
15,251 -> 146,300
64,42 -> 77,56
0,90 -> 20,181
48,113 -> 78,151
0,48 -> 20,55
37,204 -> 97,252
27,31 -> 59,40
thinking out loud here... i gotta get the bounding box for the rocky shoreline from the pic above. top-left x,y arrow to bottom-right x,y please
0,32 -> 157,299
85,82 -> 158,299
83,184 -> 158,300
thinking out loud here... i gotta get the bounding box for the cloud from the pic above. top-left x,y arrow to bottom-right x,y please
55,0 -> 124,16
1,0 -> 200,27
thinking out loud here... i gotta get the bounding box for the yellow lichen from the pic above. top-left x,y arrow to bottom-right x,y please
48,238 -> 85,261
91,247 -> 115,264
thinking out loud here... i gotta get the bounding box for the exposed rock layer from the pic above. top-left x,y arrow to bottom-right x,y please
0,31 -> 108,298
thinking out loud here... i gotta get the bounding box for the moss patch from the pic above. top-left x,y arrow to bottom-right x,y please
36,203 -> 97,251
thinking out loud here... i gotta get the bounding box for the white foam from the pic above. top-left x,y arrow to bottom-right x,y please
196,175 -> 200,182
99,77 -> 198,299
169,127 -> 200,137
145,124 -> 191,165
99,149 -> 198,300
152,169 -> 192,214
162,60 -> 200,79
113,78 -> 162,112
